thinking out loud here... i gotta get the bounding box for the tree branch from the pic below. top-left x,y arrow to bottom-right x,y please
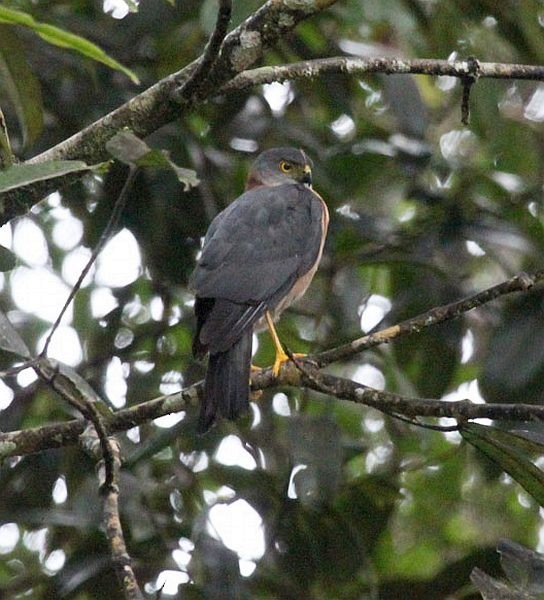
310,371 -> 544,423
3,362 -> 544,461
5,44 -> 544,223
31,356 -> 143,597
2,270 -> 544,460
0,0 -> 338,224
0,384 -> 201,459
177,0 -> 232,101
82,426 -> 143,600
314,271 -> 541,367
221,55 -> 544,92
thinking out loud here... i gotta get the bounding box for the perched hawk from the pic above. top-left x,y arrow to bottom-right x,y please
190,147 -> 328,430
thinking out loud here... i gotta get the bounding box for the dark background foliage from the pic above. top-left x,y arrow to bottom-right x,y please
2,0 -> 544,598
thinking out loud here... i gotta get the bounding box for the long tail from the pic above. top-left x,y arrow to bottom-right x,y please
199,328 -> 253,432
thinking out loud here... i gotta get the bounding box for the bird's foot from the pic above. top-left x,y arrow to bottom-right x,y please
272,350 -> 307,377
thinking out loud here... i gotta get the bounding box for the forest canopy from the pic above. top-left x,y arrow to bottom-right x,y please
2,1 -> 544,598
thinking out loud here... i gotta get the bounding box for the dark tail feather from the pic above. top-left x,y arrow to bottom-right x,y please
199,328 -> 253,432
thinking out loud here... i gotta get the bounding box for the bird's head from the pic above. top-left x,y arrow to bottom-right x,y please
246,147 -> 313,190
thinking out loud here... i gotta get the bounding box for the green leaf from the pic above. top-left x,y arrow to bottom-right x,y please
0,7 -> 139,84
496,429 -> 544,457
461,422 -> 544,507
0,107 -> 13,168
0,307 -> 31,358
106,130 -> 200,190
124,0 -> 140,12
0,25 -> 43,148
0,245 -> 16,272
0,160 -> 91,193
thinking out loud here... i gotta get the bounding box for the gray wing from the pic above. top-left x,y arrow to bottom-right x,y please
190,183 -> 324,307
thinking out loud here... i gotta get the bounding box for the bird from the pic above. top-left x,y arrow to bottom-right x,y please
190,147 -> 329,431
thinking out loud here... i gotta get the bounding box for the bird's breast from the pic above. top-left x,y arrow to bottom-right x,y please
271,194 -> 329,318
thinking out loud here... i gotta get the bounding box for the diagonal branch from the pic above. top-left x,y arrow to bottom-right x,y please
177,0 -> 232,101
314,271 -> 541,366
0,0 -> 338,224
2,269 -> 544,460
41,166 -> 139,357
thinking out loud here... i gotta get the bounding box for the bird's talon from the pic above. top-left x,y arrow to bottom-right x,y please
272,351 -> 307,376
272,349 -> 289,377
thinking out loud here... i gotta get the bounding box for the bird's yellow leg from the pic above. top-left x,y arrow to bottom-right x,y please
265,311 -> 306,376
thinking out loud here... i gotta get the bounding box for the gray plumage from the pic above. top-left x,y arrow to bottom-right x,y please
190,148 -> 326,430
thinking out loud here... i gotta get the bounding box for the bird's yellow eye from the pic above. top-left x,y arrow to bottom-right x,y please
279,160 -> 292,172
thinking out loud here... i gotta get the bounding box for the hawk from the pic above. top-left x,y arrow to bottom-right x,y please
190,147 -> 328,430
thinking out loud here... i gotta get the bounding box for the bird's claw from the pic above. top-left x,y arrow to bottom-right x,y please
272,350 -> 307,376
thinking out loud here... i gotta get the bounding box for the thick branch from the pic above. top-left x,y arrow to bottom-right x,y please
5,50 -> 544,222
0,383 -> 201,459
0,0 -> 338,224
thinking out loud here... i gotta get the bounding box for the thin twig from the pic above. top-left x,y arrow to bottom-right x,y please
284,346 -> 337,395
0,359 -> 39,378
40,166 -> 139,357
314,271 -> 540,367
222,55 -> 544,93
379,410 -> 460,432
177,0 -> 232,101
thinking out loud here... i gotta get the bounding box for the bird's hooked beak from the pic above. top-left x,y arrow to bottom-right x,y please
302,164 -> 313,187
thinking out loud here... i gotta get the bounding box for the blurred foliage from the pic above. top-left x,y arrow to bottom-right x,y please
2,0 -> 544,598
